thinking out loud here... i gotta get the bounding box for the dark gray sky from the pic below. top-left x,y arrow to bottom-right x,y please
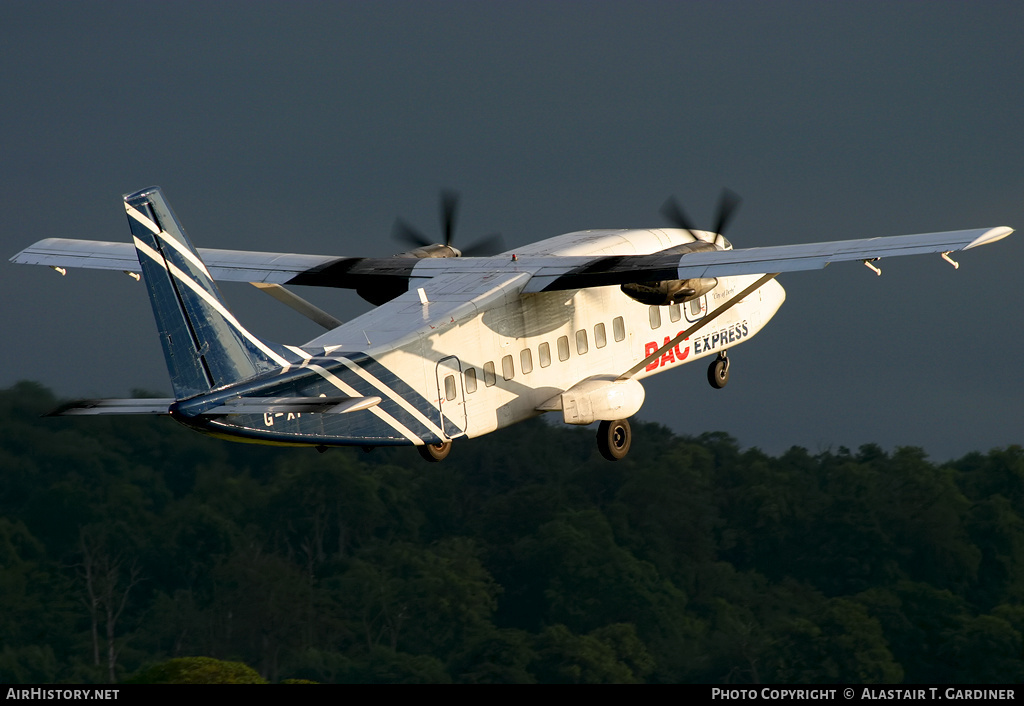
3,1 -> 1021,460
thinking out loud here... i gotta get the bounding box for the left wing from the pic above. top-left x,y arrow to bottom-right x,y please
522,226 -> 1013,292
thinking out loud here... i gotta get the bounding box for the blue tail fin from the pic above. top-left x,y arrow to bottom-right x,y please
124,187 -> 291,399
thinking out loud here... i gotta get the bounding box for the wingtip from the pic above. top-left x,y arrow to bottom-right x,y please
964,226 -> 1013,250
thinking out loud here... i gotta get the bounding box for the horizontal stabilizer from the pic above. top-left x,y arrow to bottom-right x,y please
48,398 -> 175,416
204,396 -> 382,415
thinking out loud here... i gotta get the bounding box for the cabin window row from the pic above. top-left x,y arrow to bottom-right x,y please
462,316 -> 626,393
649,299 -> 704,329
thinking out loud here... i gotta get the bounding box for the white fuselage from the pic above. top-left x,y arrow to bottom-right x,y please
303,228 -> 786,442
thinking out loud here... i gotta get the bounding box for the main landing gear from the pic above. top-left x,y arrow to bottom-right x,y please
418,440 -> 452,462
597,419 -> 632,461
707,351 -> 730,389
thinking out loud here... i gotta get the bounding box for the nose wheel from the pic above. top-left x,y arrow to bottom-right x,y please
418,440 -> 452,462
708,351 -> 730,389
597,419 -> 632,461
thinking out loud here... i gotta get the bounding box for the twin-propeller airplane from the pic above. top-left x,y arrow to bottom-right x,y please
12,186 -> 1012,461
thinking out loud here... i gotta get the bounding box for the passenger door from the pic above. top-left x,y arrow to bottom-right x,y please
435,355 -> 467,439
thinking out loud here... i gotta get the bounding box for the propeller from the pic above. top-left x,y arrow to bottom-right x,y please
661,188 -> 742,239
393,189 -> 505,256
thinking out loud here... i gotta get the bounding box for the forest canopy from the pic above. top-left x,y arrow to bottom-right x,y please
1,381 -> 1022,684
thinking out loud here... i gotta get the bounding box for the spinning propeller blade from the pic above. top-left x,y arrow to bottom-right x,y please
662,188 -> 742,238
393,190 -> 505,256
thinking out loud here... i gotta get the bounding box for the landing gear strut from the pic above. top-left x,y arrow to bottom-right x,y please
708,351 -> 730,389
597,419 -> 632,461
418,440 -> 452,462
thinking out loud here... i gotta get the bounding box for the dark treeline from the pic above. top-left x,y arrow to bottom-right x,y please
1,381 -> 1022,683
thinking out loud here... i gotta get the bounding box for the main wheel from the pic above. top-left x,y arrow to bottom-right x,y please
708,356 -> 729,389
417,440 -> 452,462
597,419 -> 632,461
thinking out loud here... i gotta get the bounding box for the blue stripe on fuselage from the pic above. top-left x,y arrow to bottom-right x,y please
327,359 -> 443,443
338,352 -> 464,439
171,356 -> 444,445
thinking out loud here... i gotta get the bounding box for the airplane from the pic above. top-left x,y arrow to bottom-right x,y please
11,186 -> 1013,462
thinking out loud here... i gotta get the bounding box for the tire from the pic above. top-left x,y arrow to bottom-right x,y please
597,419 -> 632,461
708,358 -> 729,389
417,440 -> 452,462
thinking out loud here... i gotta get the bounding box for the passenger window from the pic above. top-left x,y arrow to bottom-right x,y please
483,361 -> 496,387
557,335 -> 570,361
686,296 -> 706,321
465,367 -> 478,394
539,342 -> 551,368
576,329 -> 588,355
649,306 -> 661,329
613,316 -> 625,342
444,374 -> 457,401
521,348 -> 533,374
669,303 -> 681,323
594,322 -> 607,349
502,354 -> 514,380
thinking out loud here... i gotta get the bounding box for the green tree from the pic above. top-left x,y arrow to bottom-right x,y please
128,656 -> 266,684
530,624 -> 652,684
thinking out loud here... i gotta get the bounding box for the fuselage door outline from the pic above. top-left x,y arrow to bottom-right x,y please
684,294 -> 708,323
435,355 -> 467,440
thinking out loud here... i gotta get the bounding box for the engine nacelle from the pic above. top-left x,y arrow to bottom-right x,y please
357,243 -> 462,305
396,243 -> 462,259
620,277 -> 718,306
536,376 -> 646,425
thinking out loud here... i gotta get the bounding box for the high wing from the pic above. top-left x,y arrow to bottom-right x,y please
521,226 -> 1013,292
12,226 -> 1012,294
12,238 -> 416,286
